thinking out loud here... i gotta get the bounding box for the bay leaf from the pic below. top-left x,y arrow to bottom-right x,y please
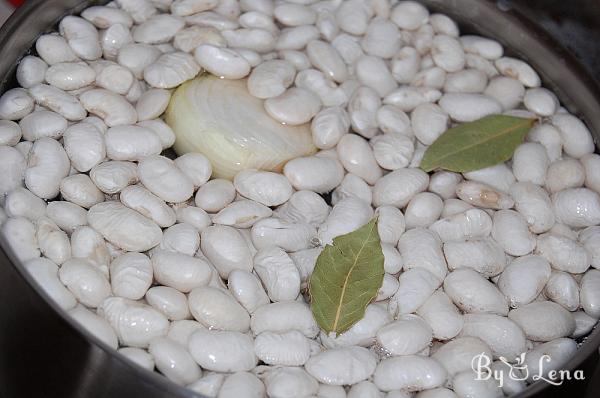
309,218 -> 384,336
420,115 -> 536,173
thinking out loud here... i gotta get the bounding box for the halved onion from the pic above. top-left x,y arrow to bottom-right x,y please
166,74 -> 316,179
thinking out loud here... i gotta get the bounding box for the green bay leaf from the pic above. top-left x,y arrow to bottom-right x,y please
420,115 -> 536,173
309,218 -> 384,336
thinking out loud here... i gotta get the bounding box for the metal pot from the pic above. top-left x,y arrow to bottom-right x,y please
0,1 -> 598,397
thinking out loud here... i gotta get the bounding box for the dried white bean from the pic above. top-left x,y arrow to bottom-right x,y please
444,269 -> 508,315
189,328 -> 257,372
508,301 -> 575,341
552,188 -> 600,227
88,201 -> 162,252
24,137 -> 70,199
59,258 -> 111,308
580,270 -> 600,318
374,355 -> 447,392
417,290 -> 463,340
24,258 -> 76,310
491,210 -> 536,256
495,57 -> 540,87
46,201 -> 87,234
100,296 -> 168,348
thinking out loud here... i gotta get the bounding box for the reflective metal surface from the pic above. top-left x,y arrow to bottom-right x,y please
0,1 -> 599,397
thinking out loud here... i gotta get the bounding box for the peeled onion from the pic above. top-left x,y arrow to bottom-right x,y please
166,75 -> 316,179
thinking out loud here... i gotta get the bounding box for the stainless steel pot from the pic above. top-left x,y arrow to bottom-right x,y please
0,1 -> 598,397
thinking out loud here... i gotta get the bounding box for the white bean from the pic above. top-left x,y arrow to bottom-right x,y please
151,249 -> 212,292
544,271 -> 580,311
138,155 -> 195,203
443,239 -> 506,277
438,92 -> 501,122
59,16 -> 102,61
90,161 -> 138,194
388,267 -> 439,317
144,51 -> 200,88
374,355 -> 447,392
4,187 -> 46,221
110,252 -> 153,300
306,346 -> 377,386
348,86 -> 380,138
371,133 -> 414,171
332,34 -> 365,66
45,62 -> 96,91
188,286 -> 250,331
331,173 -> 372,206
390,1 -> 429,30
580,269 -> 600,318
24,258 -> 76,310
189,328 -> 257,372
17,56 -> 48,89
59,258 -> 111,308
265,87 -> 321,125
201,225 -> 253,278
275,190 -> 330,226
398,228 -> 447,281
491,210 -> 536,256
405,192 -> 443,228
452,370 -> 502,398
355,55 -> 396,97
384,86 -> 441,112
25,137 -> 70,199
444,68 -> 487,93
416,290 -> 464,340
29,84 -> 86,121
552,188 -> 600,227
80,89 -> 137,126
579,226 -> 600,270
509,182 -> 555,234
115,0 -> 157,24
373,168 -> 429,208
431,336 -> 492,378
104,125 -> 161,162
376,315 -> 433,356
307,40 -> 348,83
536,232 -> 590,274
120,184 -> 176,227
36,217 -> 71,265
508,301 -> 575,341
495,57 -> 541,87
460,314 -> 526,358
336,0 -> 371,36
284,154 -> 345,193
512,142 -> 549,185
497,255 -> 551,308
431,35 -> 465,72
251,301 -> 319,338
100,296 -> 169,348
572,311 -> 597,338
430,208 -> 493,242
252,217 -> 316,251
522,338 -> 577,381
0,88 -> 34,120
362,18 -> 401,59
311,106 -> 350,149
69,305 -> 118,349
254,330 -> 311,366
444,269 -> 508,315
46,201 -> 87,234
88,201 -> 162,252
59,173 -> 103,208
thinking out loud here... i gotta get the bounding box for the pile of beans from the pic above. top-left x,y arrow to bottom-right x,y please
1,0 -> 600,397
